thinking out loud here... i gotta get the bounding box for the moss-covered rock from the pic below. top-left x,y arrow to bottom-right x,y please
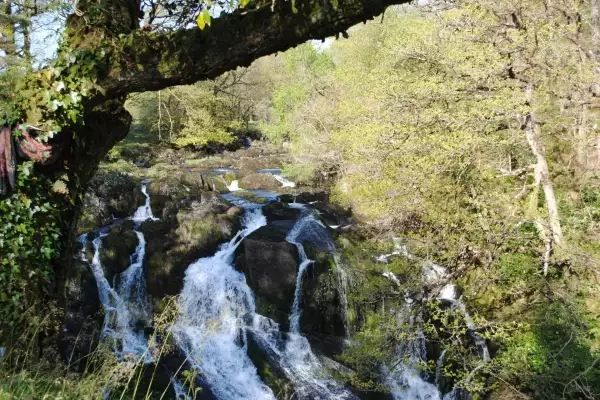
99,221 -> 139,282
235,225 -> 300,330
239,172 -> 281,190
300,247 -> 348,356
142,197 -> 240,305
77,172 -> 144,234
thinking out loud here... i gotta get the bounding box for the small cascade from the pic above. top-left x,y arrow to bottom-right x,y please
285,207 -> 334,332
273,174 -> 296,188
220,175 -> 242,191
256,169 -> 296,188
333,253 -> 350,335
133,181 -> 158,222
86,182 -> 158,361
436,348 -> 448,387
438,285 -> 490,363
385,305 -> 441,400
173,208 -> 275,400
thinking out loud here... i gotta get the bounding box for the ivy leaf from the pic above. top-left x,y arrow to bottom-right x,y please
197,8 -> 211,30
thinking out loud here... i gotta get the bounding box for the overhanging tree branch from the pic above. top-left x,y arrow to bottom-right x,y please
96,0 -> 408,99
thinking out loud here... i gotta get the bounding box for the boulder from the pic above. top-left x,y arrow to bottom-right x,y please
99,221 -> 139,282
77,172 -> 144,234
60,236 -> 104,372
143,197 -> 240,303
262,202 -> 301,223
295,191 -> 329,204
312,201 -> 353,229
299,248 -> 348,356
278,194 -> 295,203
239,172 -> 281,190
235,226 -> 300,329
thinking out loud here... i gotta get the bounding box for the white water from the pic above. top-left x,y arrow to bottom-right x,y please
220,175 -> 242,192
273,174 -> 296,188
385,308 -> 441,400
85,182 -> 159,362
174,208 -> 275,400
171,377 -> 192,400
333,253 -> 350,335
133,182 -> 158,222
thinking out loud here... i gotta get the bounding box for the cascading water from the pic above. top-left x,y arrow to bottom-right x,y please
173,208 -> 275,400
85,182 -> 158,362
220,175 -> 242,192
133,181 -> 158,222
273,174 -> 296,188
438,285 -> 490,363
333,253 -> 350,335
256,169 -> 297,188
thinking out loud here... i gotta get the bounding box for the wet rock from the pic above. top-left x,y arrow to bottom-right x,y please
295,191 -> 329,204
100,221 -> 139,282
299,248 -> 347,355
226,206 -> 242,217
278,194 -> 295,203
77,172 -> 143,234
246,329 -> 294,399
143,197 -> 239,303
312,201 -> 353,229
262,202 -> 302,222
239,172 -> 281,190
60,238 -> 103,372
235,226 -> 300,329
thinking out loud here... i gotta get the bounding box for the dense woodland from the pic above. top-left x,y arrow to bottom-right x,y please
1,0 -> 600,399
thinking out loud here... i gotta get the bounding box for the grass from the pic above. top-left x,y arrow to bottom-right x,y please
0,298 -> 197,400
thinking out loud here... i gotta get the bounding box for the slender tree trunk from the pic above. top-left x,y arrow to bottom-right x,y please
593,0 -> 599,60
523,111 -> 564,247
576,102 -> 588,171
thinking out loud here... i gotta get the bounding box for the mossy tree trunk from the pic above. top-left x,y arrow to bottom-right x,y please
41,0 -> 407,315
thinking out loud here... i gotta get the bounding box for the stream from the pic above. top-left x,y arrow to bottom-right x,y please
78,173 -> 472,399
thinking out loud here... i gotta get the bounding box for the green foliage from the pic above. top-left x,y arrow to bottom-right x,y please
0,162 -> 60,333
496,302 -> 600,399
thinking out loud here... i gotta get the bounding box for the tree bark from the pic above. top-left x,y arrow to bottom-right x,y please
523,111 -> 563,247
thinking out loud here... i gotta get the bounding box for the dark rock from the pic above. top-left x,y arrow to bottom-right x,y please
299,249 -> 348,356
235,226 -> 300,329
143,197 -> 239,304
60,239 -> 104,372
100,221 -> 139,282
246,329 -> 294,399
262,202 -> 302,223
295,191 -> 329,204
278,194 -> 295,203
312,201 -> 353,229
77,173 -> 144,234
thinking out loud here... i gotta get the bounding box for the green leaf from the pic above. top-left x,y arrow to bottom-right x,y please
196,9 -> 211,30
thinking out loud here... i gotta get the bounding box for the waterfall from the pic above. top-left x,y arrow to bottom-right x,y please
220,175 -> 242,192
384,304 -> 441,400
285,207 -> 334,333
436,348 -> 448,387
256,169 -> 296,188
133,181 -> 158,222
171,377 -> 192,400
173,208 -> 275,400
438,285 -> 490,363
333,254 -> 350,335
85,182 -> 158,361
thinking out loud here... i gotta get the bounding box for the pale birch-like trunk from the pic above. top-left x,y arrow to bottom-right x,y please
523,109 -> 564,275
